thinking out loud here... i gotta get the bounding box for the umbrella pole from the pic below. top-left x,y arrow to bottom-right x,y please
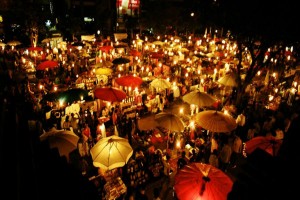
166,130 -> 170,150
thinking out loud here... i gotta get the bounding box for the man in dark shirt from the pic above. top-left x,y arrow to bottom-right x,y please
177,151 -> 188,170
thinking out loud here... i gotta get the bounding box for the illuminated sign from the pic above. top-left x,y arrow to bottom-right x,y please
84,17 -> 94,22
117,0 -> 140,15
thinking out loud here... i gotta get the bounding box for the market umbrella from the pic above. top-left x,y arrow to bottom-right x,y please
94,67 -> 113,76
7,40 -> 22,46
99,45 -> 114,53
58,88 -> 90,104
114,42 -> 128,48
152,40 -> 165,46
245,135 -> 283,157
137,114 -> 158,130
41,38 -> 51,43
149,51 -> 164,59
174,162 -> 233,200
0,42 -> 6,47
115,75 -> 143,88
40,128 -> 79,161
218,72 -> 238,87
90,135 -> 133,170
195,110 -> 237,133
129,49 -> 142,57
27,46 -> 43,51
150,78 -> 172,90
182,90 -> 218,108
36,60 -> 59,70
112,57 -> 130,65
155,112 -> 185,149
94,86 -> 127,102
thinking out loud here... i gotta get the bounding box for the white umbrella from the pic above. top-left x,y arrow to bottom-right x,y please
39,128 -> 79,160
150,78 -> 172,90
90,135 -> 133,170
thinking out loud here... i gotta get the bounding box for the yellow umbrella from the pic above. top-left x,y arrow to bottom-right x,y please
195,110 -> 237,133
218,72 -> 238,87
152,40 -> 165,46
0,42 -> 6,48
155,112 -> 185,149
95,67 -> 113,76
7,40 -> 22,46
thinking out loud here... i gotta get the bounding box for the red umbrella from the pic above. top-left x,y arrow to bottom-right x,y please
245,135 -> 283,156
27,46 -> 43,51
94,87 -> 127,102
115,75 -> 143,88
37,60 -> 59,70
174,163 -> 233,200
99,45 -> 114,53
149,51 -> 164,59
129,49 -> 142,57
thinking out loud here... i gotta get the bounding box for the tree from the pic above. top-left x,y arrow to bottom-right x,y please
217,0 -> 299,112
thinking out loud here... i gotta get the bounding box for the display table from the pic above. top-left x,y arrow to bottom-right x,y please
126,159 -> 149,187
103,177 -> 127,200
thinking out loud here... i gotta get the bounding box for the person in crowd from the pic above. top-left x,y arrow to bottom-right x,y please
62,115 -> 71,130
135,184 -> 149,200
177,151 -> 188,170
194,144 -> 204,162
262,116 -> 274,135
230,134 -> 242,168
219,139 -> 232,172
247,123 -> 256,141
153,187 -> 161,200
236,110 -> 246,137
209,149 -> 219,168
210,134 -> 219,154
168,133 -> 175,150
188,149 -> 197,163
70,113 -> 80,135
82,122 -> 93,147
95,121 -> 104,141
162,154 -> 172,184
77,134 -> 90,158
